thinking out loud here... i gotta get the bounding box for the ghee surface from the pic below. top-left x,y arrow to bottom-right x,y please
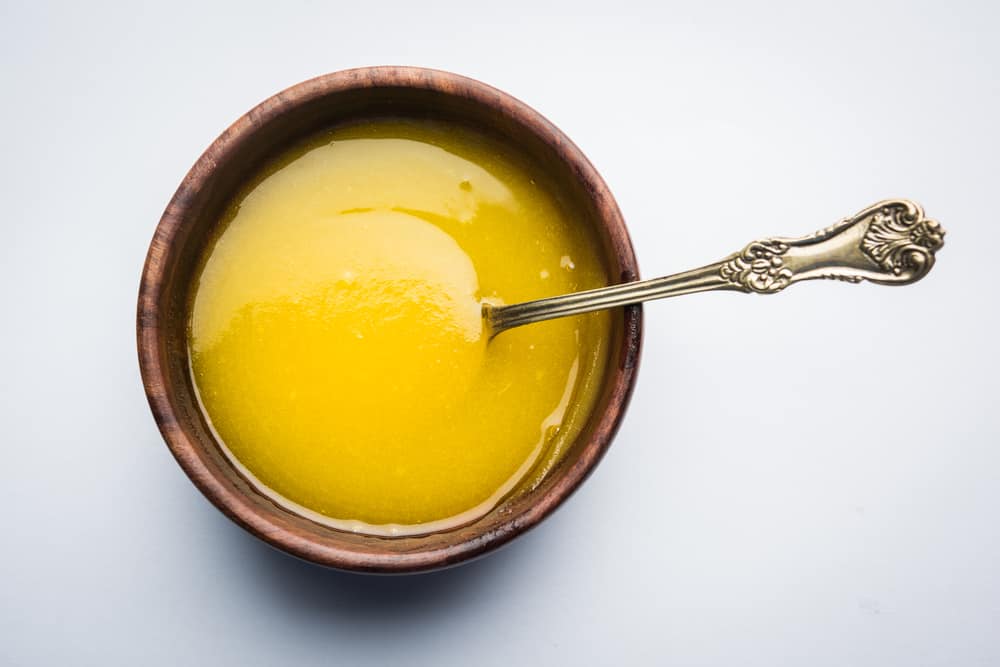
189,120 -> 612,534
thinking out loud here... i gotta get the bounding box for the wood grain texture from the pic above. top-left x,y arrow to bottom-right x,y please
136,66 -> 643,573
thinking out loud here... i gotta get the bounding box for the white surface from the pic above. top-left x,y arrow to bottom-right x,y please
2,1 -> 998,665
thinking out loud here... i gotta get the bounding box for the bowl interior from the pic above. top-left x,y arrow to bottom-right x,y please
139,69 -> 641,572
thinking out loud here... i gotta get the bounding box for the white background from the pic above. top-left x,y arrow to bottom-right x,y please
2,1 -> 998,665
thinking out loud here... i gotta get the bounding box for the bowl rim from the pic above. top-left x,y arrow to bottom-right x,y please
137,66 -> 643,573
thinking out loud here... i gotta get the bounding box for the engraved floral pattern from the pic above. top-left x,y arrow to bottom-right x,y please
861,204 -> 945,279
719,240 -> 794,293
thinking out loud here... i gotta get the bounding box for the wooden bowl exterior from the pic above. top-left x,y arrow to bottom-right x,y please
137,67 -> 642,573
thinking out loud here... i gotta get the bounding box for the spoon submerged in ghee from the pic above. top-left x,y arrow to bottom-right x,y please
484,199 -> 945,338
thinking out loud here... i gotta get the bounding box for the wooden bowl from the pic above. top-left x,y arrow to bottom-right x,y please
137,67 -> 642,573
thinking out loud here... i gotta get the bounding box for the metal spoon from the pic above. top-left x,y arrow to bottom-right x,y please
484,199 -> 945,338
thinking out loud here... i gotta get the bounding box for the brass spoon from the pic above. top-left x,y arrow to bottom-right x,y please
484,199 -> 945,338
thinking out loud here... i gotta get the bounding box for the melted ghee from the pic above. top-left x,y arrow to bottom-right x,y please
189,120 -> 612,535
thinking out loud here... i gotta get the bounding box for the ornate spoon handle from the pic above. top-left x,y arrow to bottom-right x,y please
485,199 -> 945,337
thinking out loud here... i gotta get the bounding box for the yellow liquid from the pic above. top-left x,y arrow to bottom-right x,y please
189,119 -> 612,535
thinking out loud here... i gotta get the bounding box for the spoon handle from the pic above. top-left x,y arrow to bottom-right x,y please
485,199 -> 945,336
